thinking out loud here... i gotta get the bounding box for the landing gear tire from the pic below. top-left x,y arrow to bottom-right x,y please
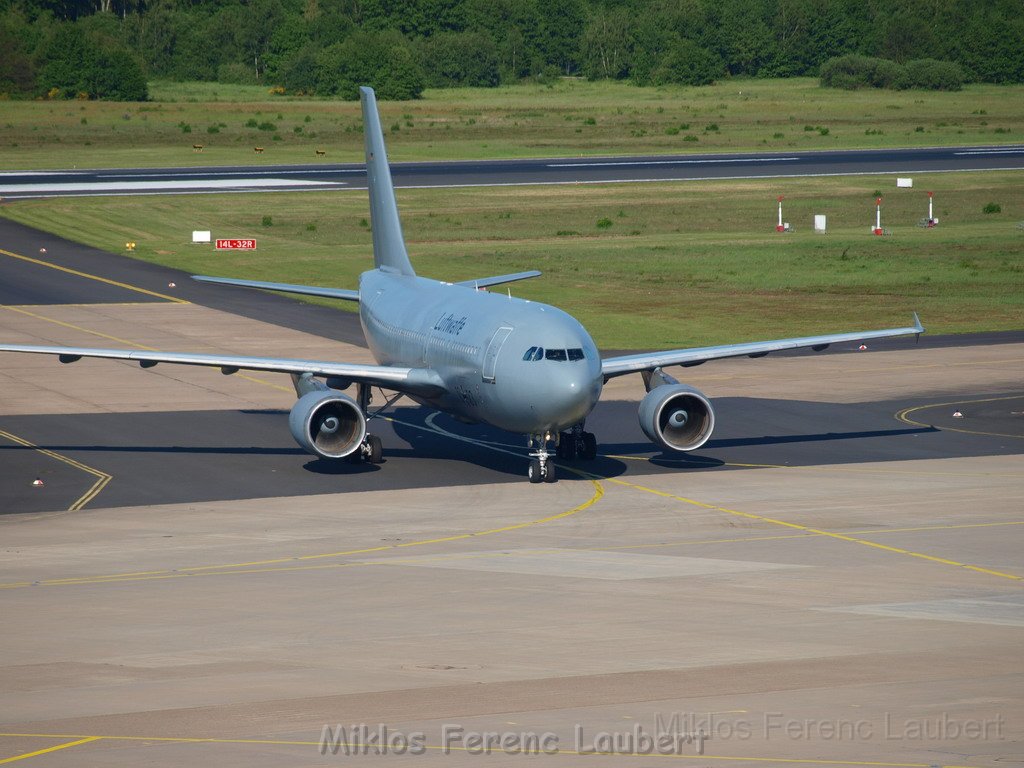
366,434 -> 383,464
581,431 -> 598,461
542,461 -> 557,483
348,434 -> 384,464
528,459 -> 543,483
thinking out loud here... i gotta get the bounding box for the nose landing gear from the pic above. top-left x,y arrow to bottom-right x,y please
527,432 -> 557,483
527,424 -> 599,483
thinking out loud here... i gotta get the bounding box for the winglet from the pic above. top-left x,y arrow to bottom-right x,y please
912,311 -> 924,343
359,86 -> 415,276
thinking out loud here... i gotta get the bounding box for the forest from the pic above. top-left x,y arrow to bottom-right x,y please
1,0 -> 1022,101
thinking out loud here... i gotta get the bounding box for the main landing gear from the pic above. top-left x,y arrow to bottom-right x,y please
349,433 -> 384,464
347,382 -> 385,465
527,424 -> 598,483
557,423 -> 598,461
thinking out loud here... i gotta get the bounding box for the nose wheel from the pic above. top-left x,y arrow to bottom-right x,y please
527,433 -> 557,483
528,455 -> 556,483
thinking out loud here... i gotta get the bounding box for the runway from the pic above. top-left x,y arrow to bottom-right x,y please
1,144 -> 1023,198
1,222 -> 1022,766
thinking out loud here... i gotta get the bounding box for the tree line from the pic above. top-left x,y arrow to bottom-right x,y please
1,0 -> 1022,100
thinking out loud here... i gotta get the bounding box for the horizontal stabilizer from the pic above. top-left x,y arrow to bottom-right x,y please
193,275 -> 359,302
456,270 -> 542,289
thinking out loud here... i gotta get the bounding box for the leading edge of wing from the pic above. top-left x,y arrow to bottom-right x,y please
192,275 -> 359,302
601,314 -> 925,379
0,344 -> 444,396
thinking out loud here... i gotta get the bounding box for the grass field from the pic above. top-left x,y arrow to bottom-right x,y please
0,78 -> 1022,170
3,171 -> 1020,348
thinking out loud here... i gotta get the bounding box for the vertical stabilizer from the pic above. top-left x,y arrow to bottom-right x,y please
360,86 -> 415,276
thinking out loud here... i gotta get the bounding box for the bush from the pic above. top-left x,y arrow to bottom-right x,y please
820,55 -> 907,90
822,54 -> 964,91
982,202 -> 1001,214
905,59 -> 965,91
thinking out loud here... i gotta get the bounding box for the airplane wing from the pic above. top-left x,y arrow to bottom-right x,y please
192,275 -> 359,302
601,314 -> 924,380
0,344 -> 445,397
456,270 -> 541,289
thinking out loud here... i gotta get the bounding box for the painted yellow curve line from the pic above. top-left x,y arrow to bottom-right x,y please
896,393 -> 1024,440
0,477 -> 603,589
0,429 -> 111,512
0,247 -> 186,303
400,413 -> 1023,584
597,473 -> 1022,583
0,736 -> 100,764
0,733 -> 978,768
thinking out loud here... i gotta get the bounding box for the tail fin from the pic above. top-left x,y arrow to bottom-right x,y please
360,86 -> 415,276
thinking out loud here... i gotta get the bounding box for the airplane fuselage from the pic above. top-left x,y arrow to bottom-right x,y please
360,268 -> 602,435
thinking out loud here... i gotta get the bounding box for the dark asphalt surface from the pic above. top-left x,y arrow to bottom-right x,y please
3,394 -> 1023,514
1,218 -> 1022,514
1,145 -> 1023,198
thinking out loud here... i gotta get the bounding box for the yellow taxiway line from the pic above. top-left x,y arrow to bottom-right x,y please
0,474 -> 603,589
0,428 -> 111,512
896,393 -> 1024,440
0,736 -> 100,764
0,247 -> 186,303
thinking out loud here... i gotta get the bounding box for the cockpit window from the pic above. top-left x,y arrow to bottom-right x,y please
523,346 -> 544,361
567,348 -> 585,361
545,348 -> 568,361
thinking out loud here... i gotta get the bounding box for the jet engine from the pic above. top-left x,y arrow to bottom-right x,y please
637,369 -> 715,452
288,390 -> 366,459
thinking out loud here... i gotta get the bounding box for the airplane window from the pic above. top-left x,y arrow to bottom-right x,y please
523,346 -> 537,361
523,347 -> 543,361
545,348 -> 568,361
568,348 -> 585,361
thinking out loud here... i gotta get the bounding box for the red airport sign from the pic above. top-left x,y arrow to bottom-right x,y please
215,239 -> 257,250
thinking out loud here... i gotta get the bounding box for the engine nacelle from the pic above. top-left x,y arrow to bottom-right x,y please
638,381 -> 715,452
288,390 -> 366,459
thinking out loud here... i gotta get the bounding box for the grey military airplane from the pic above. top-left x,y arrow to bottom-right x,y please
0,87 -> 923,483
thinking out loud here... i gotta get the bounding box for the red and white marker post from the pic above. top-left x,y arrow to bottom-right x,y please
873,197 -> 883,235
926,192 -> 937,227
776,196 -> 785,232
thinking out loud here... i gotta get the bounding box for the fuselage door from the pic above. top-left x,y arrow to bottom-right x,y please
481,326 -> 513,383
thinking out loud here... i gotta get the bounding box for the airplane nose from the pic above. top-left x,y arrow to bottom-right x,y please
542,360 -> 602,428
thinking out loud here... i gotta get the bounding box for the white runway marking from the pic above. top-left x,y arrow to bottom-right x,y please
548,157 -> 800,168
0,171 -> 87,177
954,148 -> 1024,155
98,169 -> 363,178
0,178 -> 344,194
